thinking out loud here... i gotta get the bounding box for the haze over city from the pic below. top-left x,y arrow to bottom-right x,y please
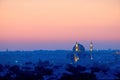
0,0 -> 120,50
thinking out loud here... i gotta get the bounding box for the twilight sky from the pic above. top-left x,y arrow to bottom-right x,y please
0,0 -> 120,50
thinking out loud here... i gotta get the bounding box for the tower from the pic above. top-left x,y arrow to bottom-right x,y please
73,42 -> 85,53
90,41 -> 93,60
90,42 -> 93,52
75,42 -> 79,52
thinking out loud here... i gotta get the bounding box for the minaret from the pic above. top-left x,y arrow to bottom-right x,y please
90,41 -> 93,60
75,42 -> 79,52
73,42 -> 80,62
90,42 -> 93,52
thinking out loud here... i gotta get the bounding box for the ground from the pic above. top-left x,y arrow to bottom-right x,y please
0,50 -> 120,80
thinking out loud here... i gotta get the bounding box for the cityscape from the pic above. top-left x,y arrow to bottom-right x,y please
0,0 -> 120,80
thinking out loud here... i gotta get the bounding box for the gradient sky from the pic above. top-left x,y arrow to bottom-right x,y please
0,0 -> 120,50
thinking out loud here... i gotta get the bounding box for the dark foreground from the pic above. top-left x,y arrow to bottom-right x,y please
0,50 -> 120,80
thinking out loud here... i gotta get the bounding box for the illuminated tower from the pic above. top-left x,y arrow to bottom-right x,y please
75,42 -> 79,52
90,42 -> 93,52
73,42 -> 85,53
90,41 -> 93,60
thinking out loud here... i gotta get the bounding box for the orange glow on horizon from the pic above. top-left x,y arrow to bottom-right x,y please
0,0 -> 120,45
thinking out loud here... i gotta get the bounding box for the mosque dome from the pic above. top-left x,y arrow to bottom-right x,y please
72,42 -> 85,53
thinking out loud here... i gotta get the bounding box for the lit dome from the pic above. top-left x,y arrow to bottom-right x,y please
72,42 -> 85,53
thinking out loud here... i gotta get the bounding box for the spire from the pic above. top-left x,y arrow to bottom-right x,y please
75,42 -> 79,52
90,41 -> 93,52
90,41 -> 93,60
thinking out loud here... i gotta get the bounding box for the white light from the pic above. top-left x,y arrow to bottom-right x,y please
15,60 -> 18,63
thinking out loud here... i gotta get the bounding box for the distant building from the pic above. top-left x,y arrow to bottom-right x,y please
73,42 -> 85,53
72,42 -> 85,62
67,42 -> 86,63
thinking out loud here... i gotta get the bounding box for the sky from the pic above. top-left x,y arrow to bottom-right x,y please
0,0 -> 120,50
